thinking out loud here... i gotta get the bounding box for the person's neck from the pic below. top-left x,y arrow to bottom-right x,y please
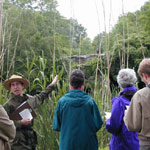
142,73 -> 150,86
145,80 -> 150,86
70,86 -> 84,90
70,84 -> 84,90
13,93 -> 23,97
72,87 -> 82,90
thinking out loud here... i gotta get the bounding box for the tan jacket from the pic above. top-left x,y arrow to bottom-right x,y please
0,105 -> 16,150
124,87 -> 150,145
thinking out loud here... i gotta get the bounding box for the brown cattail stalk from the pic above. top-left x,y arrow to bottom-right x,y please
8,23 -> 21,73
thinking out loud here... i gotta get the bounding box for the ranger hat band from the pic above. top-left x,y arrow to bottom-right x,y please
3,74 -> 29,90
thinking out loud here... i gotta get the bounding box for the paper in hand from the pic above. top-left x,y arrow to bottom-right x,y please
19,109 -> 33,120
124,105 -> 130,117
9,101 -> 36,120
126,105 -> 129,110
105,112 -> 111,120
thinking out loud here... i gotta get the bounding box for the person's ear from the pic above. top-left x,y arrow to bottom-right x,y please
143,73 -> 149,80
142,73 -> 150,85
81,82 -> 85,90
83,82 -> 85,87
142,73 -> 146,80
69,84 -> 73,90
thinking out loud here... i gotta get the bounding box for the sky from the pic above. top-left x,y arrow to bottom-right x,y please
57,0 -> 148,40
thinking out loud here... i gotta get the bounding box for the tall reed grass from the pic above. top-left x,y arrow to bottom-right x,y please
0,54 -> 115,149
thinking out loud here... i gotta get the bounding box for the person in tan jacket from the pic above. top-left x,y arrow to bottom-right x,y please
0,105 -> 16,150
124,58 -> 150,150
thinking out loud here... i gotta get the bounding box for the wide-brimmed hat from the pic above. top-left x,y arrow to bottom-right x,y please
3,74 -> 29,90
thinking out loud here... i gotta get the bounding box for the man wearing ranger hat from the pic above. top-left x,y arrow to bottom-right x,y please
3,74 -> 58,150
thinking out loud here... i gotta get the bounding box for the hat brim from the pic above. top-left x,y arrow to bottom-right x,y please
3,78 -> 29,90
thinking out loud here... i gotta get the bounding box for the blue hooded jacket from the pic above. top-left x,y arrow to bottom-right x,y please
106,86 -> 139,150
53,89 -> 103,150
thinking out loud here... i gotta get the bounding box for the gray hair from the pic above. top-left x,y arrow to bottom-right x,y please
117,68 -> 137,88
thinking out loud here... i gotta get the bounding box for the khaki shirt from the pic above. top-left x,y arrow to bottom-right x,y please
0,105 -> 16,150
124,87 -> 150,145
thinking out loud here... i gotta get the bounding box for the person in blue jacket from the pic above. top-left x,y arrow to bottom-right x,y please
53,69 -> 103,150
106,68 -> 139,150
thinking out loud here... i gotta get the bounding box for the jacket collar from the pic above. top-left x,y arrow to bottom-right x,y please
10,93 -> 28,102
120,86 -> 137,95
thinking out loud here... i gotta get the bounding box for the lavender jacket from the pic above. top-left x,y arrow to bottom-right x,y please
106,86 -> 139,150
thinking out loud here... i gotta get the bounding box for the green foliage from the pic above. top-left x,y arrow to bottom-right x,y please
94,1 -> 150,84
2,0 -> 91,78
99,146 -> 109,150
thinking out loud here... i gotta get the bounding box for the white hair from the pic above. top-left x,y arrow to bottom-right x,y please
117,68 -> 137,88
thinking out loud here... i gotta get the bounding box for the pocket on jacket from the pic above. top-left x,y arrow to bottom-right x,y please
144,112 -> 150,118
142,112 -> 150,135
14,131 -> 26,144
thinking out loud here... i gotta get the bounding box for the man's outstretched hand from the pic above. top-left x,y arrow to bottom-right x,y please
51,75 -> 58,86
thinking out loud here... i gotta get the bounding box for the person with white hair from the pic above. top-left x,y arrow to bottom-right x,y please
105,68 -> 139,150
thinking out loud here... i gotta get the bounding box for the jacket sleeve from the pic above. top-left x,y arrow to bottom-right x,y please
28,84 -> 55,109
0,106 -> 16,142
92,100 -> 103,131
124,92 -> 142,132
3,101 -> 23,129
106,97 -> 124,135
53,101 -> 61,131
